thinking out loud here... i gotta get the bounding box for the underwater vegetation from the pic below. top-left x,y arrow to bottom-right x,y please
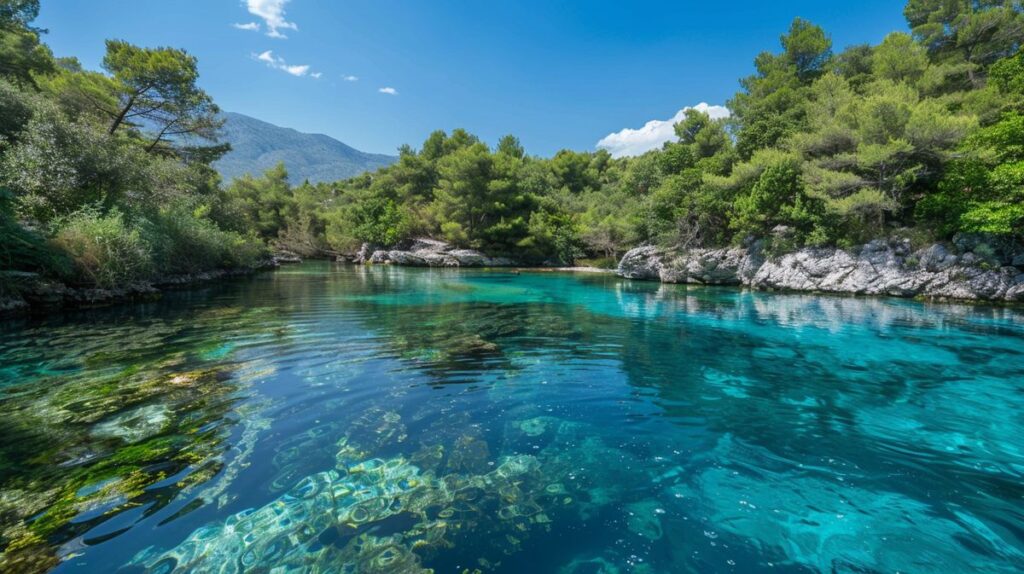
0,305 -> 282,572
1,262 -> 1023,573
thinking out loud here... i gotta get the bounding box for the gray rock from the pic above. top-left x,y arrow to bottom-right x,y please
660,247 -> 752,285
617,246 -> 663,280
915,244 -> 957,272
362,241 -> 516,268
446,249 -> 515,267
619,240 -> 1024,303
356,243 -> 380,264
387,251 -> 428,266
408,238 -> 450,254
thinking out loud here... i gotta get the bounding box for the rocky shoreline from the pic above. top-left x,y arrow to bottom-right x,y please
0,260 -> 282,317
12,237 -> 1017,316
617,238 -> 1024,303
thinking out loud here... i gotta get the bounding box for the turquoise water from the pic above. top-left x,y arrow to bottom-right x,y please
1,261 -> 1023,573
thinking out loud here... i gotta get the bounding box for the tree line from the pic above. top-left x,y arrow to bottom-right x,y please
2,0 -> 1023,296
224,1 -> 1024,264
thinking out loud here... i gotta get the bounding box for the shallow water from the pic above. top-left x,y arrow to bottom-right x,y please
1,261 -> 1023,573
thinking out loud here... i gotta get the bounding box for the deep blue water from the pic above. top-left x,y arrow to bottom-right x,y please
1,261 -> 1023,573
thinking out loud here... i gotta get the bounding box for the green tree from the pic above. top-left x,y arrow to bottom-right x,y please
873,32 -> 929,84
0,0 -> 53,85
223,163 -> 296,239
904,0 -> 1024,86
781,17 -> 833,82
729,19 -> 831,158
102,40 -> 222,154
497,134 -> 525,159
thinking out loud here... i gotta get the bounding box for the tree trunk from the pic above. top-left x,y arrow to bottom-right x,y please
108,94 -> 136,135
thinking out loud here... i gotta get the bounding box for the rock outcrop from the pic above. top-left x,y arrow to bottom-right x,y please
618,239 -> 1024,303
350,238 -> 516,268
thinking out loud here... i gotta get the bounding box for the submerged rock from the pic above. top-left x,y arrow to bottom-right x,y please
617,240 -> 1024,302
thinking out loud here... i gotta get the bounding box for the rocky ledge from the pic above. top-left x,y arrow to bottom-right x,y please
618,239 -> 1024,303
342,238 -> 517,268
0,260 -> 280,317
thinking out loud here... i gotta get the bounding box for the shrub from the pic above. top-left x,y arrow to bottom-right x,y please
145,205 -> 266,275
0,105 -> 151,223
0,189 -> 70,278
276,214 -> 325,257
51,208 -> 152,287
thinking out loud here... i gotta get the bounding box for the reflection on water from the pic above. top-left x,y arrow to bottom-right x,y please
1,261 -> 1022,573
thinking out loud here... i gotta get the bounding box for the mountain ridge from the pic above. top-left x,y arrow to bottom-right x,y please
214,112 -> 397,184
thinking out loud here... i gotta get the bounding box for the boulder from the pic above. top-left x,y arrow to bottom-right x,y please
387,250 -> 428,266
661,247 -> 757,285
356,243 -> 380,264
365,242 -> 517,268
617,246 -> 663,280
915,244 -> 957,272
369,250 -> 390,264
408,238 -> 451,254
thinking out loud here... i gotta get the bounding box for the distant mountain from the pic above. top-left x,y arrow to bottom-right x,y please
214,112 -> 397,184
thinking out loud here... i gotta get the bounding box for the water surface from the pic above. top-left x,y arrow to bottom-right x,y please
1,261 -> 1023,573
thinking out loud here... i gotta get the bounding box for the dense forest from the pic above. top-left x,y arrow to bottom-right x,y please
2,0 -> 1023,296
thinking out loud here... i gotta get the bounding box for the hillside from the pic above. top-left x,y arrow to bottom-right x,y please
214,112 -> 397,184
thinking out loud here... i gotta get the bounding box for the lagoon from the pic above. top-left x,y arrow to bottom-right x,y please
1,261 -> 1023,573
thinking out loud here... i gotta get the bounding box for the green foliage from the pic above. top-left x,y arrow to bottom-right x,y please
0,77 -> 35,143
904,0 -> 1024,87
221,163 -> 295,239
144,205 -> 266,274
0,188 -> 69,293
920,109 -> 1024,237
0,0 -> 53,86
0,103 -> 151,222
102,39 -> 222,155
52,208 -> 152,287
731,158 -> 823,241
873,32 -> 929,84
781,17 -> 833,82
0,18 -> 267,292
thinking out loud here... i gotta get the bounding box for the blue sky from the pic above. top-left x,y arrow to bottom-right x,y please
37,1 -> 908,157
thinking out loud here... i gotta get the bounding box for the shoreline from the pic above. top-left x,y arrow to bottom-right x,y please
616,240 -> 1024,305
0,261 -> 280,319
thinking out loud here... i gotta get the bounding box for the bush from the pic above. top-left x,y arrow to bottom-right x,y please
144,205 -> 267,275
276,214 -> 325,257
51,208 -> 152,288
0,189 -> 70,278
0,105 -> 150,223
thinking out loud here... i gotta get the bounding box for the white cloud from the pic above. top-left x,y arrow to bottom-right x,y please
596,103 -> 731,158
233,22 -> 261,31
343,75 -> 359,82
378,87 -> 398,95
245,0 -> 298,39
311,72 -> 322,79
254,50 -> 312,77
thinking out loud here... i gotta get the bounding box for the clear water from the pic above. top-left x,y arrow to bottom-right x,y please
1,261 -> 1023,574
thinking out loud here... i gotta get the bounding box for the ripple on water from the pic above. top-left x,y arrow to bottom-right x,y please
0,261 -> 1022,574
